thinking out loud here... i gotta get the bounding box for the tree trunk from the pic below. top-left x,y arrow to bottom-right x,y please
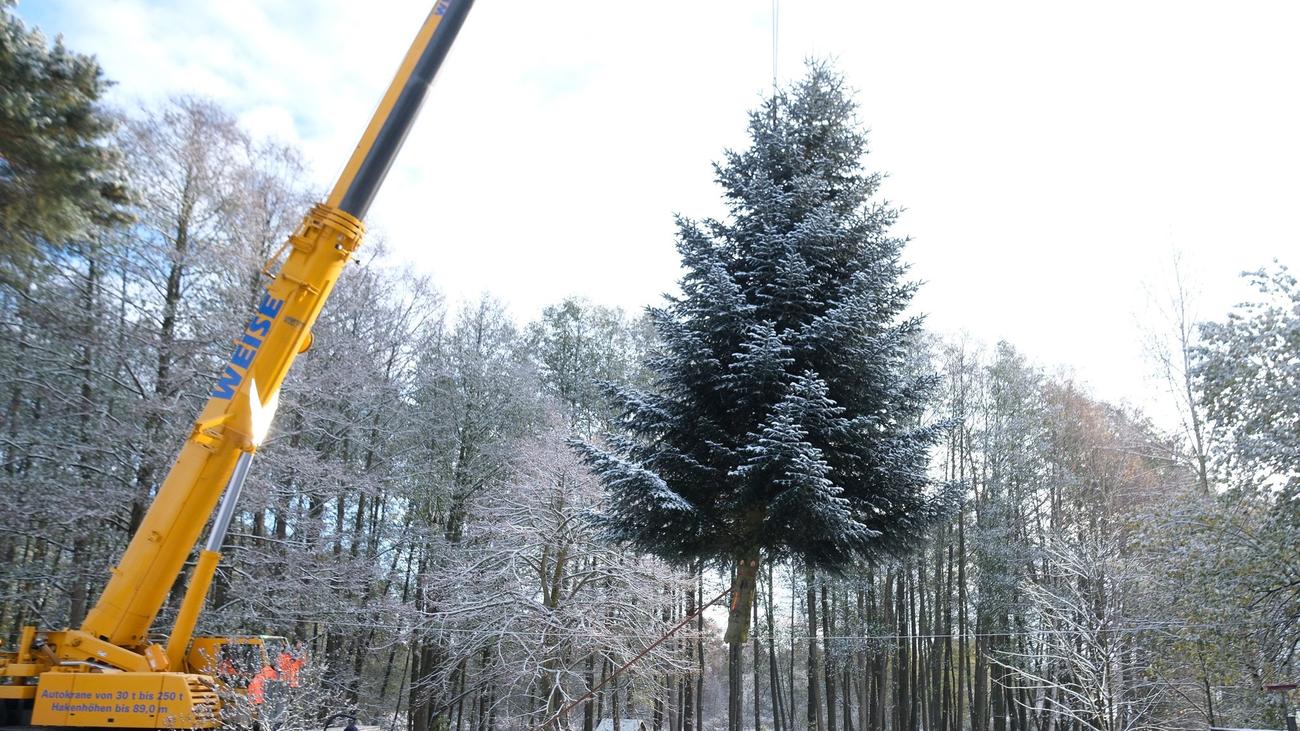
697,566 -> 706,731
766,564 -> 786,731
822,584 -> 836,731
806,562 -> 823,731
754,591 -> 763,731
726,550 -> 761,643
730,642 -> 745,731
586,651 -> 597,731
685,574 -> 696,731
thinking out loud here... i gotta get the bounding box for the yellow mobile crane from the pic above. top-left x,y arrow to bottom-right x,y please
0,1 -> 474,727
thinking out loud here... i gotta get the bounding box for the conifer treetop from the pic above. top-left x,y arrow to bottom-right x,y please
580,62 -> 954,573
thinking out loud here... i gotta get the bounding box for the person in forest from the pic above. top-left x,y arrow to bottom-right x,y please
275,644 -> 305,689
250,661 -> 288,730
247,663 -> 277,705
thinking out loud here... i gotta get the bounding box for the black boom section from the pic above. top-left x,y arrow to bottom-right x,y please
337,0 -> 476,219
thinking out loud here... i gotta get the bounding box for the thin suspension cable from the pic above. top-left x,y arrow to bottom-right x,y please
210,613 -> 1270,641
771,0 -> 779,93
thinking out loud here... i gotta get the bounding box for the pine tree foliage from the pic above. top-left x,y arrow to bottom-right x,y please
581,64 -> 953,582
0,2 -> 127,261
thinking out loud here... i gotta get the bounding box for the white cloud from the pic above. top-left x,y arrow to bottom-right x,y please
238,105 -> 302,147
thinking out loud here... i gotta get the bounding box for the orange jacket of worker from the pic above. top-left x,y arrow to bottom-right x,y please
276,650 -> 305,689
247,664 -> 278,704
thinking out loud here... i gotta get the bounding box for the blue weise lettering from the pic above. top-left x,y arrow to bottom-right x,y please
210,365 -> 243,399
248,314 -> 272,338
258,293 -> 285,319
210,292 -> 283,399
231,344 -> 255,370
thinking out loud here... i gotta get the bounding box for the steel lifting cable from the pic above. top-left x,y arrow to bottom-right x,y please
528,586 -> 731,731
771,0 -> 779,93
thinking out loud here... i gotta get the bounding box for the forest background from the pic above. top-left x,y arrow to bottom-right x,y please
3,6 -> 1300,731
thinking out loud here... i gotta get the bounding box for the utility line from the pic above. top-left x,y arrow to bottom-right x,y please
210,615 -> 1268,642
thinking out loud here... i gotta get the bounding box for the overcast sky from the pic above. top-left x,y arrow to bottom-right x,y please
17,0 -> 1300,429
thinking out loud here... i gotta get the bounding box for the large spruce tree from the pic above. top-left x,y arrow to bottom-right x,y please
581,64 -> 951,646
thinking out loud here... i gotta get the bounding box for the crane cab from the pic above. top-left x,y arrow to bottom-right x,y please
186,635 -> 296,729
185,635 -> 288,686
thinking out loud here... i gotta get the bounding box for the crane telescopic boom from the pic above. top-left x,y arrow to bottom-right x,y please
82,0 -> 473,650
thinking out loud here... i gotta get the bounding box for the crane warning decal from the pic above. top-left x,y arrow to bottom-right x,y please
211,292 -> 286,399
